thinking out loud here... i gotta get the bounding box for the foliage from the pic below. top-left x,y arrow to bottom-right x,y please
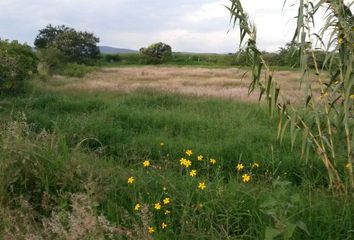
228,0 -> 354,192
34,24 -> 100,65
140,42 -> 172,64
104,54 -> 121,63
34,24 -> 69,49
36,47 -> 65,75
0,39 -> 38,93
59,63 -> 96,78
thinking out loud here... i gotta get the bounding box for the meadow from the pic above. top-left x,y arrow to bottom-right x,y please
0,67 -> 352,239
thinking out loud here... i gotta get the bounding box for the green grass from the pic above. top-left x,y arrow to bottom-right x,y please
0,89 -> 352,239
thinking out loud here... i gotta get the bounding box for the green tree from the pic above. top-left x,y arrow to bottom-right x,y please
34,24 -> 69,49
34,25 -> 100,65
0,40 -> 38,93
140,42 -> 172,64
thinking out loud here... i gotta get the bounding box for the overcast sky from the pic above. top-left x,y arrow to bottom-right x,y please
1,0 -> 305,53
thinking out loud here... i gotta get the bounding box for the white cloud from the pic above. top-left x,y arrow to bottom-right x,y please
0,0 -> 338,52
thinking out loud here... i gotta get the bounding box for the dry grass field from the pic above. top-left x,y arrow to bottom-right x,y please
43,66 -> 321,103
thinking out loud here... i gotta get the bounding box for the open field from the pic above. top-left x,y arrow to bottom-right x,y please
0,66 -> 352,239
41,66 -> 321,103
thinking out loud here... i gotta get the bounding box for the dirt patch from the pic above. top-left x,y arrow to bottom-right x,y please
46,66 -> 312,103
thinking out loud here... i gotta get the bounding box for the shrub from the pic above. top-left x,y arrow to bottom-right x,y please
59,63 -> 95,77
104,54 -> 121,63
140,42 -> 172,64
0,40 -> 38,94
36,47 -> 65,75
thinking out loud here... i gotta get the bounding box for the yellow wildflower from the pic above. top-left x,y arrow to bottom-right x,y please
127,176 -> 135,184
186,149 -> 193,156
346,163 -> 352,169
184,160 -> 192,168
160,142 -> 165,146
209,158 -> 217,165
163,197 -> 171,205
189,169 -> 197,177
134,203 -> 141,211
236,163 -> 244,172
164,210 -> 171,215
252,162 -> 260,168
148,227 -> 155,234
154,202 -> 161,210
180,159 -> 192,168
242,174 -> 251,183
161,222 -> 168,229
338,37 -> 343,44
143,160 -> 151,167
198,181 -> 206,190
350,94 -> 354,100
320,92 -> 329,100
197,155 -> 204,161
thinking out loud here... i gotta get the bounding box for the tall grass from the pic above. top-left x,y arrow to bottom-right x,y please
0,90 -> 353,239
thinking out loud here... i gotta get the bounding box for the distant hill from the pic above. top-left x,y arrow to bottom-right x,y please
99,46 -> 137,54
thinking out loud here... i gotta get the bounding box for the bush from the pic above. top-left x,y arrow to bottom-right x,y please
140,42 -> 172,64
0,40 -> 38,94
104,54 -> 121,63
59,63 -> 95,77
36,47 -> 65,75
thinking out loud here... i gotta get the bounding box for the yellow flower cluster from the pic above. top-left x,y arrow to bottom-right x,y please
130,145 -> 263,235
180,158 -> 192,168
235,161 -> 260,183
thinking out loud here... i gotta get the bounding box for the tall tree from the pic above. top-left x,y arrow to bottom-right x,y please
34,24 -> 100,65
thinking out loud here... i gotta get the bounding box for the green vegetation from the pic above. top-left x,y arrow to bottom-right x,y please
0,40 -> 38,93
35,24 -> 100,65
0,1 -> 352,238
0,90 -> 352,239
34,24 -> 100,78
99,46 -> 332,70
140,42 -> 172,64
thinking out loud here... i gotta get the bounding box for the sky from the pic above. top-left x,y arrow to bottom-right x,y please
0,0 -> 305,53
